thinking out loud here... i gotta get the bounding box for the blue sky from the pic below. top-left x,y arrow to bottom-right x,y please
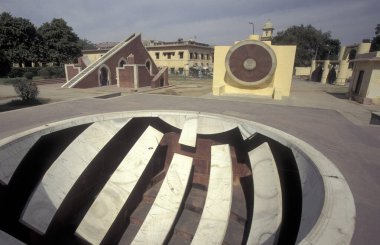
1,0 -> 379,45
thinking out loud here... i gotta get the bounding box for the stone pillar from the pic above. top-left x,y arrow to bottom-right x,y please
310,60 -> 316,80
336,60 -> 349,86
321,60 -> 330,84
338,46 -> 346,61
357,43 -> 371,55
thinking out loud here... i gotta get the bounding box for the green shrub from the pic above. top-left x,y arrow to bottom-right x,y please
8,66 -> 65,79
38,67 -> 52,79
50,66 -> 65,78
23,67 -> 39,76
24,72 -> 34,80
8,68 -> 24,78
13,79 -> 39,101
37,66 -> 65,79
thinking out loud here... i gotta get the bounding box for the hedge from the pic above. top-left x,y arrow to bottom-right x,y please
7,66 -> 65,79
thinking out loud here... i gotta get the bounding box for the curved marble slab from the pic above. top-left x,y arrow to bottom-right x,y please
0,114 -> 119,186
159,114 -> 239,135
0,135 -> 39,185
247,142 -> 282,244
178,118 -> 198,148
191,144 -> 232,244
132,153 -> 193,244
20,119 -> 129,234
0,230 -> 25,245
75,126 -> 163,245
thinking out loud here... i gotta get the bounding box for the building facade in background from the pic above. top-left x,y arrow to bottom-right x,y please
144,39 -> 214,76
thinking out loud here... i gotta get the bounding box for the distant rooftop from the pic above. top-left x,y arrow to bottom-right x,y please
95,42 -> 119,50
144,38 -> 212,48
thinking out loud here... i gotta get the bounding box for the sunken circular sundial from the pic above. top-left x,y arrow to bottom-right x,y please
225,40 -> 277,86
0,111 -> 355,244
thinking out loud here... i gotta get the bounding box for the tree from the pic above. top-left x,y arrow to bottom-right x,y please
0,12 -> 38,67
0,50 -> 11,77
78,38 -> 97,50
370,24 -> 380,52
272,25 -> 340,67
38,18 -> 81,66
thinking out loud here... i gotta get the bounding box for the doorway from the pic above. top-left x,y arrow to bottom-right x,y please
99,67 -> 109,86
354,70 -> 364,95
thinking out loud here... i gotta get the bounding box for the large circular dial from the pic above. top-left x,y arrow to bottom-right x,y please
225,40 -> 277,86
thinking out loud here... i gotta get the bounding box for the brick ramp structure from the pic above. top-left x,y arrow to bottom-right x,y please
63,33 -> 168,89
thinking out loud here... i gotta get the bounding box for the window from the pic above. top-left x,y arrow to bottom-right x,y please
170,68 -> 175,74
201,54 -> 204,60
206,54 -> 209,60
119,60 -> 126,67
155,52 -> 159,59
194,53 -> 198,59
164,52 -> 175,59
146,60 -> 151,74
179,68 -> 184,75
179,52 -> 184,59
190,52 -> 193,59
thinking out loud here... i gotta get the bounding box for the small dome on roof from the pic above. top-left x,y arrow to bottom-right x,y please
263,20 -> 274,30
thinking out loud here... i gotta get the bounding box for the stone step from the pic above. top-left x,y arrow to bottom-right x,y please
183,187 -> 207,214
191,144 -> 233,244
172,209 -> 201,242
223,219 -> 245,245
131,153 -> 193,244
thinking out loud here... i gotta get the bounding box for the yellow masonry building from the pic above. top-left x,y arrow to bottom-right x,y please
144,39 -> 214,76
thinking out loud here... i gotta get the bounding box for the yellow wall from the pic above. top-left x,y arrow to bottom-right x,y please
148,47 -> 213,75
212,39 -> 296,99
83,53 -> 104,64
367,62 -> 380,99
351,58 -> 380,104
295,67 -> 311,76
272,45 -> 296,96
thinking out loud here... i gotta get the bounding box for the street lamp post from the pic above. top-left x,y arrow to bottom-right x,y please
249,22 -> 254,35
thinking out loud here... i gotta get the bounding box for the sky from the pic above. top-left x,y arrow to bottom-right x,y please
1,0 -> 379,46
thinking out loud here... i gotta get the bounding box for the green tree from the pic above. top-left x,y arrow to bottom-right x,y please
0,50 -> 11,77
370,24 -> 380,52
38,18 -> 81,66
272,24 -> 340,67
78,38 -> 97,50
0,12 -> 38,67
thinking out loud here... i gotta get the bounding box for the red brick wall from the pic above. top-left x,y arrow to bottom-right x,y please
138,66 -> 154,88
72,34 -> 158,88
151,67 -> 169,88
65,65 -> 81,81
118,66 -> 135,88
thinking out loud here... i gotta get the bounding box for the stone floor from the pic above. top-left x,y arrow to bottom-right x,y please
0,78 -> 380,244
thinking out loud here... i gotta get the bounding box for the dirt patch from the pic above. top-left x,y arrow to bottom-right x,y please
145,78 -> 212,96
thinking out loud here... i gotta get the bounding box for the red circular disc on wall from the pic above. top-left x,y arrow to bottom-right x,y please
225,40 -> 277,86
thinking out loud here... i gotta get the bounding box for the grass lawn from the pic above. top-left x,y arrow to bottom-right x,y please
0,76 -> 45,85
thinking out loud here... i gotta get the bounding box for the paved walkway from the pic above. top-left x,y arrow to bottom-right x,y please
0,79 -> 380,244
